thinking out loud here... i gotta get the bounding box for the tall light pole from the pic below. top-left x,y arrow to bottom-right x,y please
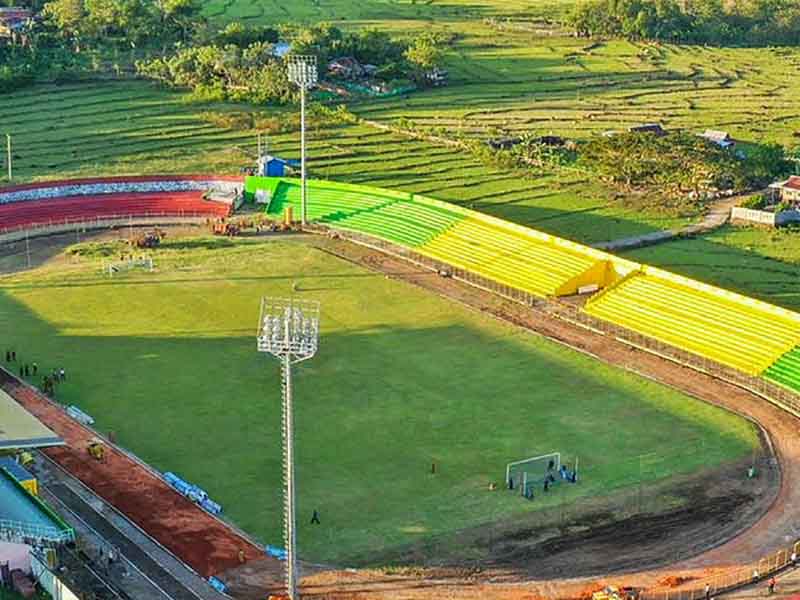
287,55 -> 318,228
5,134 -> 11,181
257,297 -> 321,600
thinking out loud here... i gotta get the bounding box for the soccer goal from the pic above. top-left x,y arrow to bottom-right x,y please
106,257 -> 154,277
506,452 -> 560,495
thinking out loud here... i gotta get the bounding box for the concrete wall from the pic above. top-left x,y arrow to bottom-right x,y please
31,552 -> 80,600
731,206 -> 800,226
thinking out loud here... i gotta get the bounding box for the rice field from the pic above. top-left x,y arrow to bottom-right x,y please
0,80 -> 687,244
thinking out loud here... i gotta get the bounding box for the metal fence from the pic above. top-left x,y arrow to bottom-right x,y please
312,224 -> 800,418
640,541 -> 800,600
312,224 -> 800,597
0,517 -> 75,546
0,211 -> 217,243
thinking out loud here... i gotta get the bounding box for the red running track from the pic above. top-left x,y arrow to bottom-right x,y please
0,192 -> 231,233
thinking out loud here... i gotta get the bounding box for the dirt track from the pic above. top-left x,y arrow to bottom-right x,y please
3,231 -> 798,599
277,237 -> 800,600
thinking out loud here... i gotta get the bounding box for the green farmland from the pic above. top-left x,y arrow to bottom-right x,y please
0,238 -> 759,563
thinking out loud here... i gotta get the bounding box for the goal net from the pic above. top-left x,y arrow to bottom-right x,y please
506,452 -> 560,494
106,257 -> 154,277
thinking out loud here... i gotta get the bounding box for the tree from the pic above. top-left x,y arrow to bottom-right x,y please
403,35 -> 443,80
42,0 -> 86,43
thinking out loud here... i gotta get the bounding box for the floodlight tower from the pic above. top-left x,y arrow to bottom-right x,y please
257,298 -> 321,600
287,55 -> 318,228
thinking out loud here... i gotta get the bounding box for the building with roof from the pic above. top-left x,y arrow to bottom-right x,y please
699,129 -> 736,149
0,7 -> 33,39
629,123 -> 666,136
769,176 -> 800,205
0,388 -> 62,451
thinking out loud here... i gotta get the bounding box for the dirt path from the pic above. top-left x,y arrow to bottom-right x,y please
277,237 -> 800,600
593,195 -> 743,251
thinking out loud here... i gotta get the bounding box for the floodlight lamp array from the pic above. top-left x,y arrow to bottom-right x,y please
257,298 -> 320,361
287,55 -> 318,89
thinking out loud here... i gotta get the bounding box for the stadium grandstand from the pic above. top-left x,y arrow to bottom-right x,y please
248,176 -> 800,383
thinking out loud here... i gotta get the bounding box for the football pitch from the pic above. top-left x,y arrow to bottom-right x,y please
0,236 -> 759,564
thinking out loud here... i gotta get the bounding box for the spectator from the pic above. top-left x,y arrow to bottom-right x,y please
792,550 -> 797,566
768,577 -> 776,595
704,584 -> 710,600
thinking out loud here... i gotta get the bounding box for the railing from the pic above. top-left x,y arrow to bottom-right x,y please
0,517 -> 75,545
0,211 -> 222,243
311,224 -> 800,418
311,223 -> 800,598
640,541 -> 800,600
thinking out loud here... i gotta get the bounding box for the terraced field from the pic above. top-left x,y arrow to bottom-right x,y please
0,81 -> 685,244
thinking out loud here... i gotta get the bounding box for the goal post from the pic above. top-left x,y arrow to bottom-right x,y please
506,452 -> 560,490
106,257 -> 154,277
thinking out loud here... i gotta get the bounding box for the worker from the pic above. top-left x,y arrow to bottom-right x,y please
311,510 -> 320,525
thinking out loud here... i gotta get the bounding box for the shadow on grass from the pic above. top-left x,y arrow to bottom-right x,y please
0,280 -> 759,567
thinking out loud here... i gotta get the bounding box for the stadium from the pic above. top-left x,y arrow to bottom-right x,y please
1,166 -> 800,600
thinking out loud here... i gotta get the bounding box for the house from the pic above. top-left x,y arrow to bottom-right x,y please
629,123 -> 667,136
257,155 -> 300,177
486,136 -> 523,150
327,57 -> 365,80
536,135 -> 566,146
699,129 -> 736,149
271,41 -> 291,58
769,176 -> 800,205
0,7 -> 33,39
425,67 -> 449,87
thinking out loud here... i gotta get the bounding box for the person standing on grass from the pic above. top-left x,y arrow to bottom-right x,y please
60,367 -> 66,381
311,510 -> 320,525
32,362 -> 37,376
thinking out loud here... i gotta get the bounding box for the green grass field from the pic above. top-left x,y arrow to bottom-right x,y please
0,237 -> 758,563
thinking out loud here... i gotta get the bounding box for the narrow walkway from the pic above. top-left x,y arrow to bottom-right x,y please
723,565 -> 800,600
593,195 -> 743,251
33,452 -> 227,600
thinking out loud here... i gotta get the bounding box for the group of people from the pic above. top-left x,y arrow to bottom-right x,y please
4,348 -> 66,396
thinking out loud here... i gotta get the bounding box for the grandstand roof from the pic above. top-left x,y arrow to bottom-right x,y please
0,388 -> 62,450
